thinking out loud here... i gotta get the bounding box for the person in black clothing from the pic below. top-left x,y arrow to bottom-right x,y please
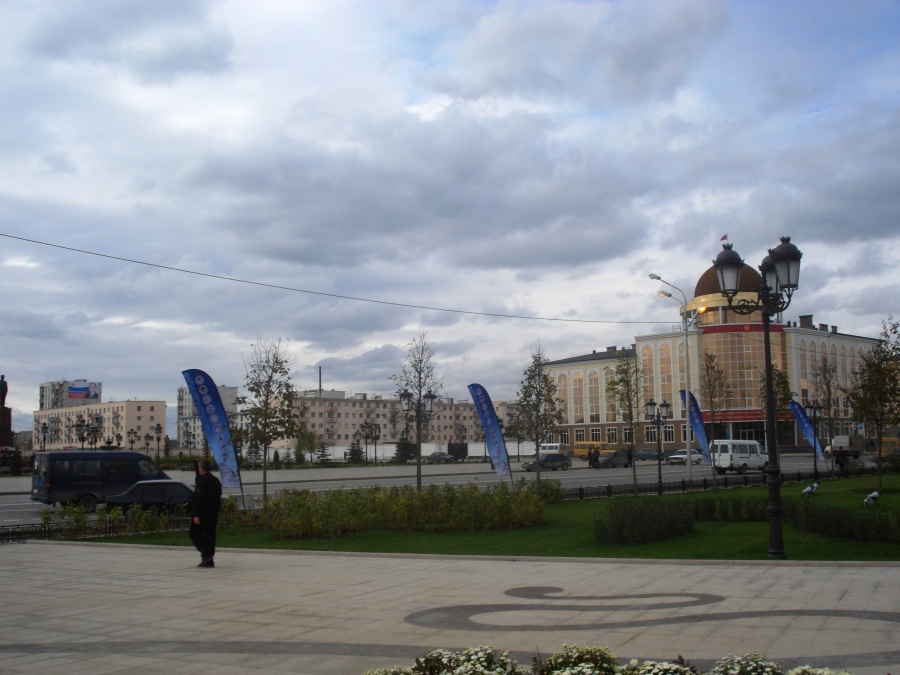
190,459 -> 222,568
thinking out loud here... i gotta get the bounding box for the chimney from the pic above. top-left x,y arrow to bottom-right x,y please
799,315 -> 813,328
819,323 -> 828,332
831,326 -> 838,333
607,346 -> 617,353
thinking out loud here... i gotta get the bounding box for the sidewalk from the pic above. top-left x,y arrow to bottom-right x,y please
1,542 -> 898,674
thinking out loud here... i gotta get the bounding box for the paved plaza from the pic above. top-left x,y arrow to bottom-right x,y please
0,541 -> 897,674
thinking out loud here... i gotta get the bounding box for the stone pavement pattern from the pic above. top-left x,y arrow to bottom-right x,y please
0,542 -> 898,674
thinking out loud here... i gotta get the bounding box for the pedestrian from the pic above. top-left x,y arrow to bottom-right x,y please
190,459 -> 222,568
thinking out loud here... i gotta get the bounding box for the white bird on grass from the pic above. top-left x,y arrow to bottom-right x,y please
801,482 -> 820,497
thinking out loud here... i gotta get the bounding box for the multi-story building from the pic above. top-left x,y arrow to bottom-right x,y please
33,400 -> 167,454
176,384 -> 239,454
545,261 -> 880,454
39,380 -> 103,410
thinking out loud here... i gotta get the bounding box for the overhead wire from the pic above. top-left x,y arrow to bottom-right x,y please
1,232 -> 671,326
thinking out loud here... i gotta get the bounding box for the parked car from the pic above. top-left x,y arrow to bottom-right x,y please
634,449 -> 660,461
105,479 -> 195,512
666,449 -> 704,465
425,452 -> 457,464
596,450 -> 631,468
523,453 -> 572,471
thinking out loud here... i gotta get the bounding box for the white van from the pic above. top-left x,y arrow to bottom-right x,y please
710,440 -> 767,475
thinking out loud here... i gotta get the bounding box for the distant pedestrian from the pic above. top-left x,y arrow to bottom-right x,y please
190,459 -> 222,568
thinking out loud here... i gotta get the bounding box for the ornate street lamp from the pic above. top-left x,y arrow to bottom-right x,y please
154,423 -> 163,463
127,428 -> 137,450
115,432 -> 123,449
714,236 -> 802,560
805,401 -> 823,481
645,399 -> 671,495
40,422 -> 49,452
75,417 -> 86,450
143,432 -> 152,454
399,389 -> 437,490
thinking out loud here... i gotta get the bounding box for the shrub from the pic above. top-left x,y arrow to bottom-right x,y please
709,652 -> 784,675
595,499 -> 693,545
533,644 -> 618,675
781,497 -> 900,543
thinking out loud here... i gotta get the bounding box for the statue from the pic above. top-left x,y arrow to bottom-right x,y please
0,375 -> 7,408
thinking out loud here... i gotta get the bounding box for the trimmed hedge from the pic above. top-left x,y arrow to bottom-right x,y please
595,491 -> 900,545
595,498 -> 694,545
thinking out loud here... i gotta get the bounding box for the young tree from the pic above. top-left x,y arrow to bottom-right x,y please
237,338 -> 300,506
390,331 -> 443,489
812,354 -> 838,446
844,316 -> 900,492
281,448 -> 295,468
698,351 -> 732,479
347,437 -> 364,464
515,346 -> 565,491
314,440 -> 332,464
606,348 -> 642,495
760,364 -> 795,450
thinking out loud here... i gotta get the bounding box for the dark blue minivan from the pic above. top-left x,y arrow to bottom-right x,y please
32,451 -> 169,512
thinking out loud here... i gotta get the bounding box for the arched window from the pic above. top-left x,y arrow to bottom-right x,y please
604,368 -> 617,422
557,374 -> 568,421
642,346 -> 655,405
588,370 -> 600,423
572,372 -> 584,424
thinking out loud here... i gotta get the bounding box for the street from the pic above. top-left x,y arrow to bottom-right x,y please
0,454 -> 827,527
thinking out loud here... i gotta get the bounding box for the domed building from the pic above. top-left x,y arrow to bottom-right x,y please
544,248 -> 880,458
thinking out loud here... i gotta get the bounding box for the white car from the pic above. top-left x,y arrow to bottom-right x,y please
666,449 -> 704,465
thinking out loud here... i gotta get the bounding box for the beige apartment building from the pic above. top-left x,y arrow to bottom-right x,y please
545,262 -> 879,454
33,400 -> 167,453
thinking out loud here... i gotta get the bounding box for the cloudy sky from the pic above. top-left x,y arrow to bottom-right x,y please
2,0 -> 898,432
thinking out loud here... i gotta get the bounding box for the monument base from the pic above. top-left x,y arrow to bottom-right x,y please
0,407 -> 13,448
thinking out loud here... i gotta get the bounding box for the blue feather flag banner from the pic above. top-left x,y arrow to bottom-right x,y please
182,369 -> 242,489
467,383 -> 511,477
680,390 -> 711,465
789,401 -> 825,460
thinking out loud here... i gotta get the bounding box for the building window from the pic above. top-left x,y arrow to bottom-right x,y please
681,425 -> 695,442
591,428 -> 602,442
575,428 -> 585,442
664,425 -> 675,443
645,425 -> 657,443
606,428 -> 617,444
623,427 -> 632,444
559,430 -> 570,445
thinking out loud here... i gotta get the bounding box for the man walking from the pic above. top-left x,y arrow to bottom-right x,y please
190,459 -> 222,568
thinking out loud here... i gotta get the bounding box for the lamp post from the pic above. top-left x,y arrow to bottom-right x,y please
127,428 -> 137,450
805,401 -> 822,481
154,423 -> 163,463
649,274 -> 696,483
361,422 -> 380,465
714,236 -> 802,560
40,422 -> 49,452
75,417 -> 86,450
115,432 -> 123,449
645,399 -> 671,495
399,389 -> 437,491
143,433 -> 151,455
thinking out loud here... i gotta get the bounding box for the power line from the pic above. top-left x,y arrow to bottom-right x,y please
1,232 -> 669,325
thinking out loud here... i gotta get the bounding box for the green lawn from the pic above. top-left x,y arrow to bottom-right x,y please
99,474 -> 900,561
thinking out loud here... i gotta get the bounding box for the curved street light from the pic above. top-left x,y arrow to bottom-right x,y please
713,236 -> 802,560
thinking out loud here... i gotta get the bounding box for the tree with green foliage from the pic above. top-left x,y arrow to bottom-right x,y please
347,437 -> 364,464
516,346 -> 565,491
314,440 -> 332,464
281,449 -> 295,468
237,338 -> 300,505
844,316 -> 900,493
606,348 -> 642,495
272,449 -> 281,469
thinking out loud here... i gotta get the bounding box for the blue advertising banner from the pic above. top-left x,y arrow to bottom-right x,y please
182,369 -> 242,489
680,390 -> 711,465
789,401 -> 825,460
467,383 -> 511,478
